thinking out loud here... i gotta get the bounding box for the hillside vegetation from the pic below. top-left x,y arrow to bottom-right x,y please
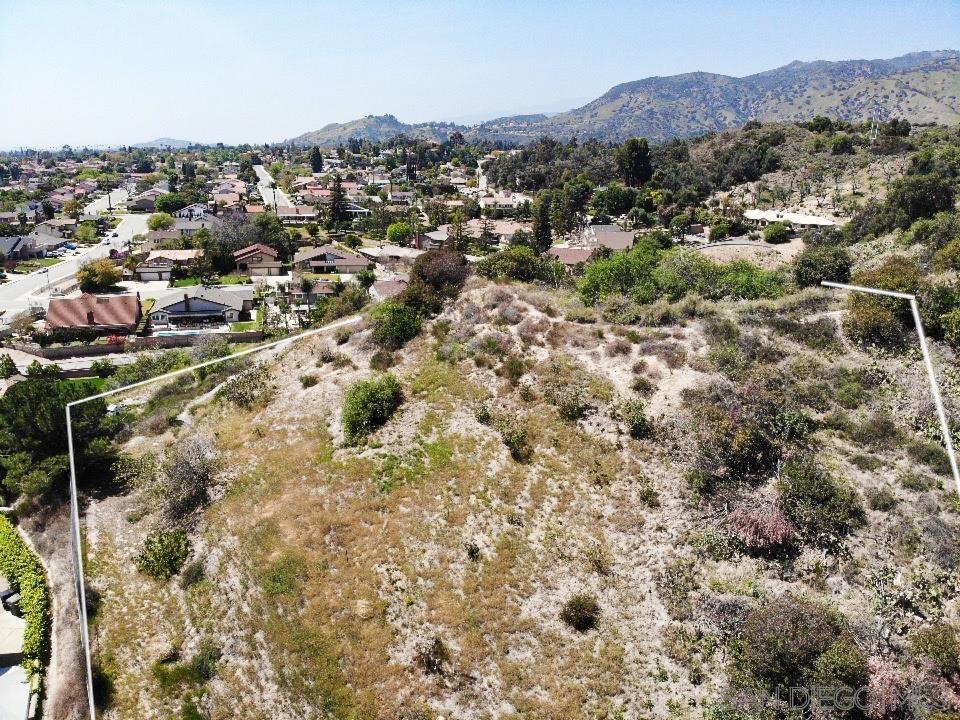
287,51 -> 960,147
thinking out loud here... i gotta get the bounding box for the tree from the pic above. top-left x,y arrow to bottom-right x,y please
309,146 -> 324,173
0,354 -> 16,379
147,212 -> 175,231
448,210 -> 470,252
252,213 -> 288,258
762,222 -> 792,244
327,174 -> 348,229
386,221 -> 413,247
410,249 -> 468,296
76,258 -> 122,292
616,138 -> 653,187
154,192 -> 192,214
62,199 -> 82,219
74,222 -> 98,244
531,194 -> 553,253
794,245 -> 852,287
371,301 -> 422,349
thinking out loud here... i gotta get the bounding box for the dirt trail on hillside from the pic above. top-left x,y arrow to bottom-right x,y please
19,501 -> 87,720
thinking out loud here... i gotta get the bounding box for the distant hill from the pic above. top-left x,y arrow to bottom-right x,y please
287,51 -> 960,147
132,138 -> 197,149
472,50 -> 960,144
286,114 -> 465,147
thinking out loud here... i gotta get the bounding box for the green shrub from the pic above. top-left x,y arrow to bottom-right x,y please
371,300 -> 422,349
476,245 -> 551,282
560,593 -> 600,632
369,349 -> 394,371
685,375 -> 812,494
0,516 -> 50,673
622,399 -> 653,439
777,458 -> 865,548
136,530 -> 190,580
933,237 -> 960,272
497,419 -> 532,463
0,354 -> 17,378
90,358 -> 116,378
738,597 -> 859,693
793,245 -> 852,288
762,222 -> 792,244
865,486 -> 898,511
906,438 -> 953,476
179,560 -> 205,589
844,257 -> 922,346
911,623 -> 960,676
342,374 -> 403,443
216,364 -> 272,409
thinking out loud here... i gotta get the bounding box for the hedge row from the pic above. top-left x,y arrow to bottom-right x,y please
0,515 -> 50,673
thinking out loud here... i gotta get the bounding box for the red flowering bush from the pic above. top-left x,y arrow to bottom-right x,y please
727,504 -> 797,552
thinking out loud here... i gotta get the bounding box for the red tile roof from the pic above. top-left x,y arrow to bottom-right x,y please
46,293 -> 140,331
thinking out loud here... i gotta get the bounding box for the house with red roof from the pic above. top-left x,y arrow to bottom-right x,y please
45,293 -> 141,335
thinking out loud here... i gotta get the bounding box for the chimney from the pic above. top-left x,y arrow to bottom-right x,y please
184,293 -> 190,312
86,310 -> 95,325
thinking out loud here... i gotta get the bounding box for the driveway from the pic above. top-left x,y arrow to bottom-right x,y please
0,665 -> 29,720
253,165 -> 293,208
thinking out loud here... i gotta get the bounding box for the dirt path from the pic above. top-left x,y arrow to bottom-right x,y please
19,501 -> 87,720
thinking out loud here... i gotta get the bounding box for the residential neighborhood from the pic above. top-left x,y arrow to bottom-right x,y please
2,4 -> 960,719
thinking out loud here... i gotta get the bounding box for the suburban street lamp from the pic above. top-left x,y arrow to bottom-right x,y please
822,280 -> 960,495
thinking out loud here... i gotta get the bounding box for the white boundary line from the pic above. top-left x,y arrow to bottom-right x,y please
64,314 -> 362,719
822,280 -> 960,495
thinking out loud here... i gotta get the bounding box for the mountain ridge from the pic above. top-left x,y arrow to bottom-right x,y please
285,50 -> 960,147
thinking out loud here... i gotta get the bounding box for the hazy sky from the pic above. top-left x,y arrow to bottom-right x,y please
2,0 -> 959,148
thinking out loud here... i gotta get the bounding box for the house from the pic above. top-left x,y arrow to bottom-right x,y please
293,245 -> 369,274
743,209 -> 835,230
128,188 -> 164,212
233,244 -> 282,276
244,204 -> 266,215
289,279 -> 338,305
387,190 -> 414,204
547,246 -> 594,271
45,293 -> 141,335
143,229 -> 181,249
149,286 -> 253,327
173,203 -> 209,220
421,229 -> 448,250
0,236 -> 32,260
276,206 -> 319,225
358,244 -> 425,264
174,216 -> 222,237
581,224 -> 636,252
134,249 -> 203,281
370,277 -> 408,302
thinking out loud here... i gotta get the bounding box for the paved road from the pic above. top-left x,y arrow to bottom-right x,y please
83,188 -> 129,216
253,164 -> 293,208
0,213 -> 149,315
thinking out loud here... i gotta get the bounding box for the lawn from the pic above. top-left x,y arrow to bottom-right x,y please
171,277 -> 200,287
217,275 -> 251,286
303,273 -> 340,281
230,321 -> 258,332
12,258 -> 62,273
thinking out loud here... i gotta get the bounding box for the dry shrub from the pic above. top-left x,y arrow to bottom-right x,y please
517,316 -> 549,346
497,301 -> 525,325
727,504 -> 797,553
605,337 -> 632,357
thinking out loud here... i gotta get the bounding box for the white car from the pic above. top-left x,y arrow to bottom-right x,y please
100,239 -> 110,246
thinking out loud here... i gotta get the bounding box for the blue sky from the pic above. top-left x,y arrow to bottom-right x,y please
1,0 -> 958,148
